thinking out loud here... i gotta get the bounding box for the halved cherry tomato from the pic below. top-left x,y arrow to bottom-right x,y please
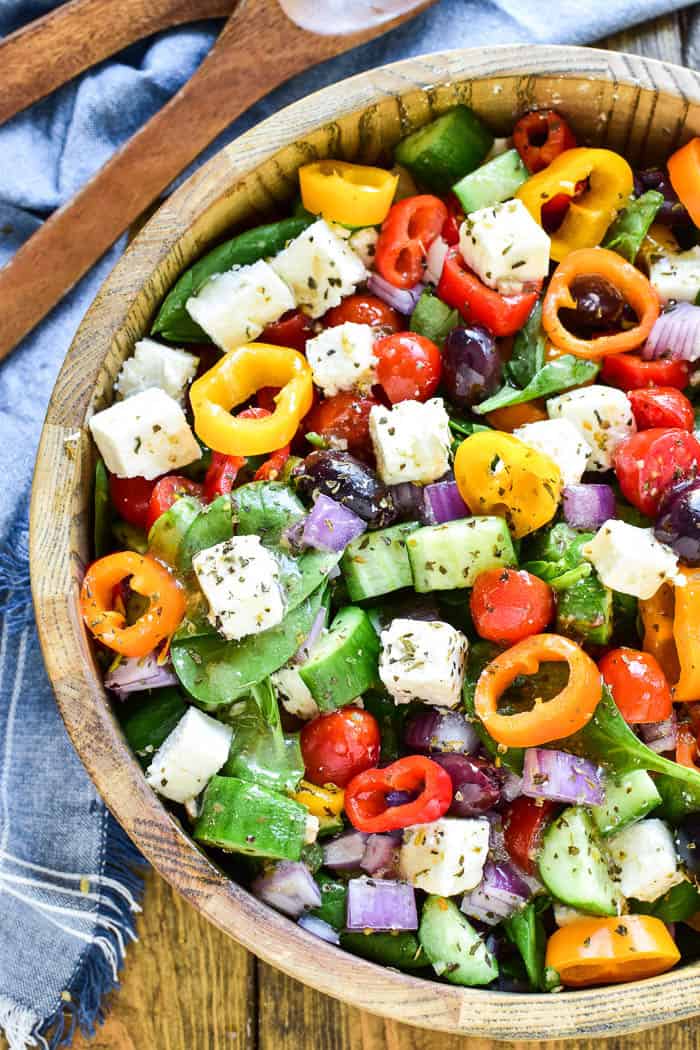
513,109 -> 577,174
108,474 -> 157,531
546,916 -> 680,988
375,195 -> 447,289
470,568 -> 554,645
628,387 -> 695,431
344,755 -> 453,833
300,708 -> 380,789
259,309 -> 314,351
145,476 -> 203,533
374,332 -> 442,403
324,294 -> 401,333
442,192 -> 464,246
304,392 -> 380,455
613,428 -> 700,517
601,353 -> 690,391
437,248 -> 540,337
503,796 -> 558,875
599,647 -> 673,724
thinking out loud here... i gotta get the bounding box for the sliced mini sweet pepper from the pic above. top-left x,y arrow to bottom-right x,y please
546,916 -> 680,988
437,248 -> 540,337
190,344 -> 313,457
667,137 -> 700,227
344,755 -> 452,833
292,780 -> 345,819
517,147 -> 633,260
513,109 -> 577,174
639,569 -> 700,703
676,723 -> 700,771
474,633 -> 602,747
299,160 -> 398,227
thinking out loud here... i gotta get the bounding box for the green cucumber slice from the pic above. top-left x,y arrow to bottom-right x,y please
194,776 -> 307,860
591,771 -> 662,837
340,522 -> 420,601
538,807 -> 620,916
407,516 -> 516,592
395,106 -> 494,193
299,606 -> 379,711
119,687 -> 187,766
452,148 -> 529,213
418,896 -> 498,986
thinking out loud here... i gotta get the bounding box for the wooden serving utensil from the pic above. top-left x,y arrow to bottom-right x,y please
0,0 -> 435,362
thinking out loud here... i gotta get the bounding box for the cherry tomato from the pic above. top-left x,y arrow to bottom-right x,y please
259,309 -> 314,351
601,353 -> 690,391
300,708 -> 381,788
324,294 -> 401,333
202,451 -> 245,502
613,427 -> 700,516
108,474 -> 157,531
146,476 -> 203,533
374,332 -> 442,403
503,796 -> 558,875
628,386 -> 695,431
442,192 -> 464,246
599,647 -> 672,724
470,568 -> 554,644
375,195 -> 447,289
304,392 -> 381,455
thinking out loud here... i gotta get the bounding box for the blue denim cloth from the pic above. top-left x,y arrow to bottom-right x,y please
0,1 -> 695,1046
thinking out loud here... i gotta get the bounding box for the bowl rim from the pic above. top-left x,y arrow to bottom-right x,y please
29,43 -> 700,1041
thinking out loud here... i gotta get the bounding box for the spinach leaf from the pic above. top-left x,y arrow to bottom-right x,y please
232,481 -> 306,546
474,355 -> 599,415
503,900 -> 551,991
223,690 -> 303,793
521,523 -> 594,587
94,458 -> 113,558
504,300 -> 545,390
463,641 -> 524,774
632,880 -> 700,923
111,519 -> 148,554
177,495 -> 233,572
602,190 -> 664,263
409,289 -> 459,347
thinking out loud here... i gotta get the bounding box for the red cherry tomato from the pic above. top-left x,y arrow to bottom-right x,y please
613,427 -> 700,516
470,568 -> 554,644
146,476 -> 203,533
304,392 -> 381,455
628,386 -> 695,431
375,195 -> 447,289
437,248 -> 540,337
300,708 -> 381,789
374,332 -> 442,403
599,647 -> 673,725
108,474 -> 157,531
513,109 -> 577,173
259,309 -> 314,351
324,294 -> 401,333
601,353 -> 690,391
442,192 -> 464,246
503,796 -> 558,875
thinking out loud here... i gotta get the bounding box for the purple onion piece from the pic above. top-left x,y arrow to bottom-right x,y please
346,876 -> 418,932
301,493 -> 366,553
252,861 -> 321,918
404,708 -> 480,756
431,753 -> 502,816
297,914 -> 340,945
640,711 -> 678,754
322,830 -> 367,872
522,748 -> 604,806
388,481 -> 425,523
460,860 -> 530,926
367,273 -> 425,314
360,834 -> 399,878
642,303 -> 700,362
422,480 -> 470,525
425,236 -> 449,285
105,650 -> 179,698
562,484 -> 616,531
291,606 -> 327,665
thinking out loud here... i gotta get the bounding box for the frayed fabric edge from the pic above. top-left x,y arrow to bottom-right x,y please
0,999 -> 47,1050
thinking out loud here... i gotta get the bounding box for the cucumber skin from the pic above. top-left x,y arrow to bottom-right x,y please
591,771 -> 662,837
418,896 -> 498,986
407,516 -> 516,592
341,522 -> 419,601
395,106 -> 494,194
340,931 -> 428,971
538,807 -> 620,916
452,149 -> 529,213
194,776 -> 307,860
299,607 -> 380,712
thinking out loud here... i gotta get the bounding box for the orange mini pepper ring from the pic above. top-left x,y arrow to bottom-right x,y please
668,137 -> 700,228
546,916 -> 680,988
542,247 -> 660,359
474,633 -> 602,748
80,551 -> 186,658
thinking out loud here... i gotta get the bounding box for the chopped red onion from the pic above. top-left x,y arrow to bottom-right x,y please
642,303 -> 700,363
360,834 -> 399,878
322,830 -> 367,872
367,273 -> 425,314
522,748 -> 604,806
105,651 -> 179,698
501,770 -> 524,802
252,861 -> 321,918
297,914 -> 340,945
460,860 -> 530,926
403,708 -> 480,756
291,605 -> 326,665
346,876 -> 418,932
641,711 -> 678,754
425,236 -> 449,285
422,480 -> 470,525
562,484 -> 616,531
301,494 -> 366,553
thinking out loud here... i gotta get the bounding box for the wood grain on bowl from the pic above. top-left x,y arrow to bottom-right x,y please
29,44 -> 700,1041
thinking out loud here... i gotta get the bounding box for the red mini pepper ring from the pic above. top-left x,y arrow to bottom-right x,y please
375,195 -> 447,289
513,110 -> 577,174
437,248 -> 540,338
344,755 -> 453,833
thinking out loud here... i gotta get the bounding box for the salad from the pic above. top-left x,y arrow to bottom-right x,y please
81,103 -> 700,993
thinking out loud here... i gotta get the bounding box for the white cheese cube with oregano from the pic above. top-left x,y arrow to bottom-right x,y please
145,707 -> 232,803
192,535 -> 286,642
649,246 -> 700,304
185,259 -> 295,350
582,520 -> 682,600
458,198 -> 550,295
378,618 -> 468,708
369,398 -> 451,486
115,338 -> 198,404
400,818 -> 490,897
305,322 -> 377,397
608,818 -> 684,902
270,219 -> 367,318
546,384 -> 636,472
271,665 -> 320,721
513,418 -> 590,487
89,388 -> 201,480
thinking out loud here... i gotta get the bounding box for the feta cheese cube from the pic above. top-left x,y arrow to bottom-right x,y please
400,818 -> 490,896
271,665 -> 320,721
192,535 -> 285,641
348,227 -> 379,269
458,199 -> 550,294
370,398 -> 450,485
609,818 -> 684,902
582,520 -> 682,600
513,418 -> 589,487
145,707 -> 232,803
89,388 -> 201,480
553,903 -> 590,927
304,814 -> 320,845
305,322 -> 377,396
547,385 -> 636,472
379,618 -> 468,708
650,247 -> 700,304
115,338 -> 198,404
270,219 -> 367,318
185,259 -> 295,350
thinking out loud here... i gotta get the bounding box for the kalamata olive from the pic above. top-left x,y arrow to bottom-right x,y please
655,478 -> 700,565
559,275 -> 624,335
675,813 -> 700,878
403,708 -> 480,755
634,168 -> 690,226
431,753 -> 502,816
293,450 -> 397,528
442,325 -> 501,410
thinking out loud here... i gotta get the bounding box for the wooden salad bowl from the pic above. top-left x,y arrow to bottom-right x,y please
30,44 -> 700,1041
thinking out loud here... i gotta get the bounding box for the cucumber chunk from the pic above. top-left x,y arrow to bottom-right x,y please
395,106 -> 494,193
407,516 -> 516,592
341,522 -> 419,601
591,771 -> 662,837
452,149 -> 529,213
538,807 -> 620,916
340,931 -> 428,971
418,896 -> 498,986
299,606 -> 379,711
194,776 -> 308,860
119,687 -> 187,766
556,573 -> 613,646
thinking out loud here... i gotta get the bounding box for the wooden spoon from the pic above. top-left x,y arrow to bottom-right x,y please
0,0 -> 435,362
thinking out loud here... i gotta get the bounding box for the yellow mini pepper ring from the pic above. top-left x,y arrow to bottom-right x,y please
190,343 -> 313,457
299,161 -> 399,227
